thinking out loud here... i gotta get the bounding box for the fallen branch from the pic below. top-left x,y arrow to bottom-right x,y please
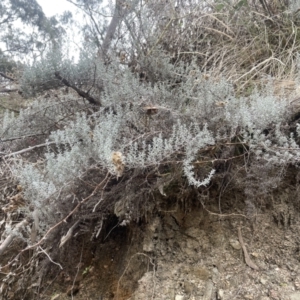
0,72 -> 15,81
3,141 -> 56,158
59,220 -> 80,248
238,227 -> 259,270
54,71 -> 101,106
0,218 -> 29,256
1,133 -> 47,143
0,88 -> 18,93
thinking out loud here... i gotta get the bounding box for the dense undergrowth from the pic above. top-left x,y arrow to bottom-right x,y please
1,0 -> 300,298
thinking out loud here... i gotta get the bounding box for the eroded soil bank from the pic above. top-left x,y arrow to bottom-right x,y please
32,175 -> 300,300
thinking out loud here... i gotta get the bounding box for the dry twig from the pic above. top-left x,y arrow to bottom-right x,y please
238,227 -> 259,270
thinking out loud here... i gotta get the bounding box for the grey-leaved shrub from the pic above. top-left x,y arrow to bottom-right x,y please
3,48 -> 297,235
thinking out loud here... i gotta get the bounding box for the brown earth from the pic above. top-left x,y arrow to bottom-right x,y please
28,175 -> 300,300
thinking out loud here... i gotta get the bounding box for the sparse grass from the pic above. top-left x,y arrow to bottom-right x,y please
155,0 -> 300,95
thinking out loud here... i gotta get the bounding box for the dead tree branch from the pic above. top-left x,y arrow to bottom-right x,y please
238,227 -> 259,270
0,72 -> 15,81
0,88 -> 18,93
0,219 -> 29,256
54,71 -> 101,106
3,141 -> 56,158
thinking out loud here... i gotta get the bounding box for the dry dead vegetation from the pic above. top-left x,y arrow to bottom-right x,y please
1,0 -> 300,299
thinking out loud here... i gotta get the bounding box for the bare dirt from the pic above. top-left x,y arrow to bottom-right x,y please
27,175 -> 300,300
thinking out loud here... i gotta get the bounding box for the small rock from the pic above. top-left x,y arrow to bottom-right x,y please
260,277 -> 267,285
251,252 -> 260,258
218,289 -> 224,299
175,294 -> 185,300
229,239 -> 241,250
295,277 -> 300,290
143,237 -> 154,252
185,227 -> 201,238
203,280 -> 214,300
